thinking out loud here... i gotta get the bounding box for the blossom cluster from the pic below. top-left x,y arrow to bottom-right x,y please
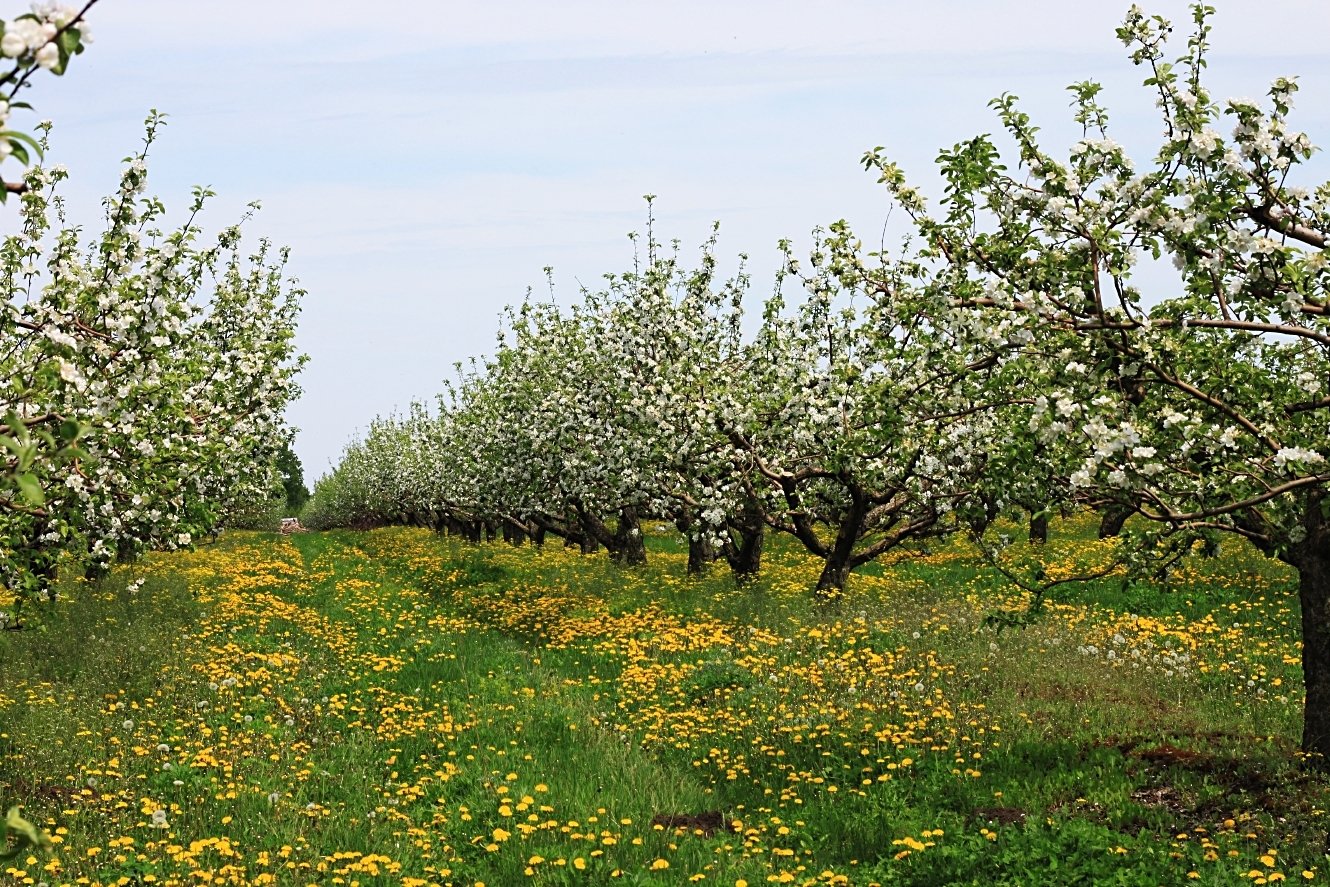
0,3 -> 92,167
307,216 -> 1032,593
1,114 -> 304,606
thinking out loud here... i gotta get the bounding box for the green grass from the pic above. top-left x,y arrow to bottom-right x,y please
0,516 -> 1325,886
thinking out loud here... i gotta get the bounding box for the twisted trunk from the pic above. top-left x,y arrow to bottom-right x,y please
501,516 -> 528,547
576,503 -> 647,565
814,506 -> 864,600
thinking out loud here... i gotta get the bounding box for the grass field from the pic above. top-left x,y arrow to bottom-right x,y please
1,516 -> 1326,886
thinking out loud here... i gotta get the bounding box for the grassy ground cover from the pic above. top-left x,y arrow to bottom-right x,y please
0,516 -> 1326,885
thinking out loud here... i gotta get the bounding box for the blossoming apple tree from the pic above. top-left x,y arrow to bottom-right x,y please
712,222 -> 1038,596
2,113 -> 304,612
862,3 -> 1330,758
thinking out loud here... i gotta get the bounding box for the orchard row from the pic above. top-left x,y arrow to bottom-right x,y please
305,7 -> 1330,758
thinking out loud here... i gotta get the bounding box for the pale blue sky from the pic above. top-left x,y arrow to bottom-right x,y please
16,0 -> 1330,476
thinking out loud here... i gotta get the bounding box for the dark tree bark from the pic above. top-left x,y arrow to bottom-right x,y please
965,492 -> 1002,536
501,517 -> 528,547
815,560 -> 852,597
1281,493 -> 1330,764
611,506 -> 648,566
116,540 -> 137,564
575,503 -> 647,565
1098,503 -> 1132,539
814,508 -> 865,600
722,498 -> 764,581
687,535 -> 715,574
674,506 -> 716,575
564,508 -> 600,553
1028,511 -> 1049,544
579,536 -> 600,554
762,471 -> 943,599
529,512 -> 580,549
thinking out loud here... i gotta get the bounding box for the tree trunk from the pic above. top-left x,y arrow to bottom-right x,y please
815,557 -> 851,599
579,535 -> 600,554
501,519 -> 527,546
687,535 -> 715,574
575,506 -> 605,554
1298,557 -> 1330,762
1098,503 -> 1132,539
116,540 -> 137,564
811,495 -> 869,600
530,512 -> 575,548
611,506 -> 648,566
674,507 -> 714,575
570,503 -> 648,565
1028,511 -> 1049,544
964,492 -> 1001,537
1285,494 -> 1330,764
722,500 -> 764,582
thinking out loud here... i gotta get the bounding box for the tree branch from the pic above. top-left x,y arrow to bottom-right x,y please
1138,472 -> 1330,522
1247,204 -> 1327,250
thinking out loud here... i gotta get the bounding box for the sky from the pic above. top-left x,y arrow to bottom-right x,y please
12,0 -> 1330,478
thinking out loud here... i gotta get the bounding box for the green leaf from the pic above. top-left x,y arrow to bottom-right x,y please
0,130 -> 43,162
0,806 -> 52,860
58,27 -> 80,55
15,472 -> 44,507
